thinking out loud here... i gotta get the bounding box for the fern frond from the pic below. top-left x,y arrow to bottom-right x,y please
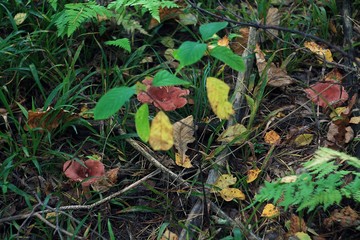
105,38 -> 131,52
55,2 -> 112,37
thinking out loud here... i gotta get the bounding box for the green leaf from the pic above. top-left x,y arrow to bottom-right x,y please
210,46 -> 245,72
200,22 -> 228,41
174,41 -> 207,68
105,38 -> 131,53
94,87 -> 135,120
152,70 -> 190,87
135,104 -> 150,142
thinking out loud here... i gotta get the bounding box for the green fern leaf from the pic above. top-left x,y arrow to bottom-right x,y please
105,38 -> 131,53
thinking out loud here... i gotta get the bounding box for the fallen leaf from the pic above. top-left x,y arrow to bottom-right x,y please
14,13 -> 27,25
329,107 -> 348,120
294,134 -> 314,147
324,206 -> 360,229
350,116 -> 360,124
280,175 -> 298,183
173,115 -> 195,167
305,82 -> 349,108
326,122 -> 354,148
255,44 -> 294,87
247,168 -> 261,183
161,229 -> 178,240
206,77 -> 234,120
217,123 -> 249,145
264,130 -> 281,144
148,7 -> 182,29
220,188 -> 245,201
217,35 -> 229,47
288,214 -> 307,235
295,232 -> 312,240
91,167 -> 120,192
262,8 -> 280,39
261,203 -> 280,218
211,174 -> 237,192
304,41 -> 334,63
230,28 -> 249,55
324,69 -> 343,82
175,153 -> 192,168
149,111 -> 174,151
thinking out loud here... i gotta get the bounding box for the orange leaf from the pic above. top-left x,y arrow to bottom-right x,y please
217,35 -> 229,47
261,203 -> 280,218
246,168 -> 261,183
304,41 -> 333,63
264,130 -> 280,144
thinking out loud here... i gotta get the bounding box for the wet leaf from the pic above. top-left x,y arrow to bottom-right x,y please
206,77 -> 234,120
173,115 -> 195,168
220,188 -> 245,201
264,130 -> 280,144
261,203 -> 280,218
247,168 -> 261,183
304,41 -> 334,63
149,111 -> 174,151
294,134 -> 314,147
217,123 -> 248,145
211,174 -> 237,192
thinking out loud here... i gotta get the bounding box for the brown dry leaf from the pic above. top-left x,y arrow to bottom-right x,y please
217,123 -> 249,145
26,107 -> 78,131
261,203 -> 280,218
255,44 -> 294,87
217,35 -> 229,47
263,8 -> 280,39
288,214 -> 307,235
148,7 -> 182,29
304,41 -> 334,63
175,153 -> 192,168
294,134 -> 314,147
220,188 -> 245,201
246,168 -> 261,183
173,115 -> 195,167
324,69 -> 343,82
326,122 -> 354,148
264,130 -> 281,144
349,116 -> 360,124
211,174 -> 237,192
324,206 -> 360,229
230,28 -> 249,55
161,229 -> 178,240
79,104 -> 93,119
91,167 -> 120,193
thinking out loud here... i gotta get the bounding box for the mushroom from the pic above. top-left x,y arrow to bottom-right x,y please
305,82 -> 348,108
63,160 -> 105,186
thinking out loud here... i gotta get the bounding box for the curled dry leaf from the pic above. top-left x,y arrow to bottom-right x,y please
63,160 -> 105,187
211,174 -> 237,193
264,130 -> 281,145
230,28 -> 249,55
220,188 -> 245,201
305,82 -> 348,108
304,41 -> 333,63
217,123 -> 248,145
255,44 -> 294,87
261,203 -> 280,218
149,111 -> 174,151
137,78 -> 189,111
246,168 -> 261,183
91,167 -> 120,192
173,115 -> 195,168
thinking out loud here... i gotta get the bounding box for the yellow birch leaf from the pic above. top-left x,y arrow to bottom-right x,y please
220,188 -> 245,201
261,203 -> 280,218
304,41 -> 334,63
206,77 -> 234,120
211,174 -> 237,192
264,130 -> 280,144
175,153 -> 192,168
294,134 -> 314,147
246,168 -> 261,183
149,111 -> 174,151
350,116 -> 360,124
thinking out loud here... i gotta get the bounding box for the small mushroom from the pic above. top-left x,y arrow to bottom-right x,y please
63,160 -> 105,186
137,78 -> 190,111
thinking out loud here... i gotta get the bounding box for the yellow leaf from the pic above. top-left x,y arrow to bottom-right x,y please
264,130 -> 280,144
294,134 -> 314,147
294,232 -> 312,240
149,111 -> 174,151
211,174 -> 236,192
280,175 -> 298,183
220,188 -> 245,201
350,116 -> 360,124
246,168 -> 261,183
217,123 -> 249,145
261,203 -> 280,218
217,35 -> 229,47
14,13 -> 27,25
206,77 -> 234,120
330,107 -> 348,120
304,41 -> 334,63
161,229 -> 178,240
175,153 -> 192,168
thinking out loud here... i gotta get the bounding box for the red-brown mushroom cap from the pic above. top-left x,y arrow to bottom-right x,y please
63,160 -> 105,186
305,82 -> 349,108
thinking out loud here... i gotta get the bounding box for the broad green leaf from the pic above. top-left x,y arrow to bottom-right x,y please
152,70 -> 190,87
210,46 -> 245,72
135,104 -> 150,142
94,87 -> 135,120
105,38 -> 131,53
200,22 -> 228,40
173,41 -> 207,68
